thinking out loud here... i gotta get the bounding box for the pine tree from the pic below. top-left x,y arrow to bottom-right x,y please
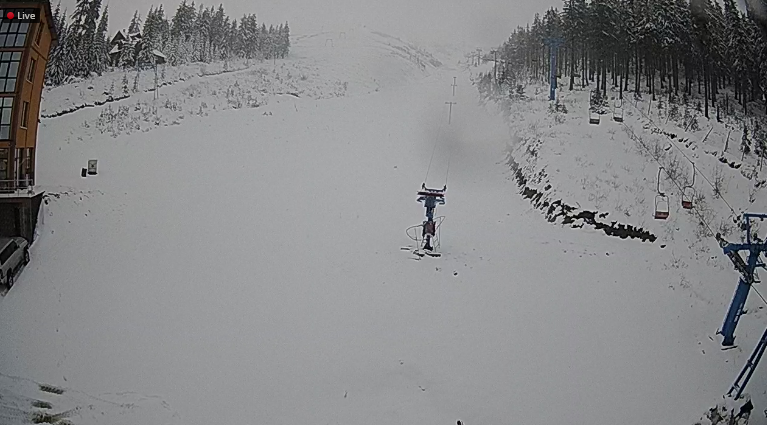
122,73 -> 129,95
137,6 -> 158,66
46,2 -> 67,84
93,4 -> 108,75
128,11 -> 142,35
282,21 -> 290,58
68,0 -> 101,77
132,71 -> 140,92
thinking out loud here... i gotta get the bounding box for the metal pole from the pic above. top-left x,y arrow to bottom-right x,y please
544,38 -> 563,101
452,77 -> 457,96
550,46 -> 556,100
445,101 -> 456,124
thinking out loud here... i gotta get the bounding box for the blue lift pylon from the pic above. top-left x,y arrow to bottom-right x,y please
543,37 -> 564,101
716,213 -> 767,347
717,213 -> 767,399
728,327 -> 767,400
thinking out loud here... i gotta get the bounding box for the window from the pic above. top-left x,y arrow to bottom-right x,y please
20,101 -> 28,128
0,20 -> 29,47
0,148 -> 7,179
34,23 -> 43,45
0,52 -> 21,93
0,97 -> 13,139
26,58 -> 35,82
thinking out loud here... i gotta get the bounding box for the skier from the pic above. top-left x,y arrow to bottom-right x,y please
417,183 -> 445,251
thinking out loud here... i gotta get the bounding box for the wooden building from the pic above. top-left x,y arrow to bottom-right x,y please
0,0 -> 56,241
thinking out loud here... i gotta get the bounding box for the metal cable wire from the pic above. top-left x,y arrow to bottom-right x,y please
627,98 -> 740,217
620,115 -> 767,308
424,126 -> 440,183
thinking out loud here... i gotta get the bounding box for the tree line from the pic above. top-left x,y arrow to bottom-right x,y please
494,0 -> 767,119
46,0 -> 291,86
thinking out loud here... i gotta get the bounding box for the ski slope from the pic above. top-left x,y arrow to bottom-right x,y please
0,28 -> 763,425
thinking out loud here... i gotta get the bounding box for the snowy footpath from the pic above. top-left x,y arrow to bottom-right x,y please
0,29 -> 762,425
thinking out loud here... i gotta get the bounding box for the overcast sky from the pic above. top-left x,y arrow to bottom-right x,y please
56,0 -> 565,48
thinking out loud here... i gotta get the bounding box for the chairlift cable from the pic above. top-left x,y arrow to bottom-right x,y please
627,100 -> 739,217
753,285 -> 767,307
622,121 -> 720,243
444,152 -> 452,187
424,126 -> 440,182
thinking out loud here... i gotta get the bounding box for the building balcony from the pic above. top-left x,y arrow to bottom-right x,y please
0,178 -> 36,197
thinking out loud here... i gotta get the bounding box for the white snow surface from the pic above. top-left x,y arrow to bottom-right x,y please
0,28 -> 765,425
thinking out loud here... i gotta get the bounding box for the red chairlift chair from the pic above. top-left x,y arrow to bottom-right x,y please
589,109 -> 600,125
655,167 -> 670,220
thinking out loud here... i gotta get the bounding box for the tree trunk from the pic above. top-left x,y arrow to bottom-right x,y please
704,60 -> 709,119
569,43 -> 575,91
619,54 -> 624,100
624,55 -> 630,92
711,68 -> 717,109
596,55 -> 600,90
697,66 -> 701,95
635,45 -> 640,94
582,45 -> 587,87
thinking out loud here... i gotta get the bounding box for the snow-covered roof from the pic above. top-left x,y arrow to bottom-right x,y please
152,49 -> 166,59
110,29 -> 142,45
109,45 -> 121,55
110,29 -> 128,44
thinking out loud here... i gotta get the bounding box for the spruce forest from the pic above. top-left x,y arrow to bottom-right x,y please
493,0 -> 767,122
45,0 -> 291,86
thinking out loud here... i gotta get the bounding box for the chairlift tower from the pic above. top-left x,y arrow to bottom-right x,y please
717,213 -> 767,347
543,37 -> 564,101
717,213 -> 767,399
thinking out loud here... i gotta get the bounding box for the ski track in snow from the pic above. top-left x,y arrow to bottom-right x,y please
0,28 -> 764,425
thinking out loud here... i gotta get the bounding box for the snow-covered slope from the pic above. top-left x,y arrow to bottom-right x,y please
479,70 -> 767,418
0,29 -> 763,425
41,28 -> 443,119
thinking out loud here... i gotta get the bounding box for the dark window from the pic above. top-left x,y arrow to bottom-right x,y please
0,241 -> 17,264
26,57 -> 35,82
0,97 -> 13,139
34,23 -> 42,45
0,148 -> 7,179
0,21 -> 29,48
0,52 -> 21,93
20,101 -> 28,128
25,147 -> 33,182
14,148 -> 20,176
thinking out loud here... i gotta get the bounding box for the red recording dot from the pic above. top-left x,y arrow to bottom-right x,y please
6,12 -> 13,20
